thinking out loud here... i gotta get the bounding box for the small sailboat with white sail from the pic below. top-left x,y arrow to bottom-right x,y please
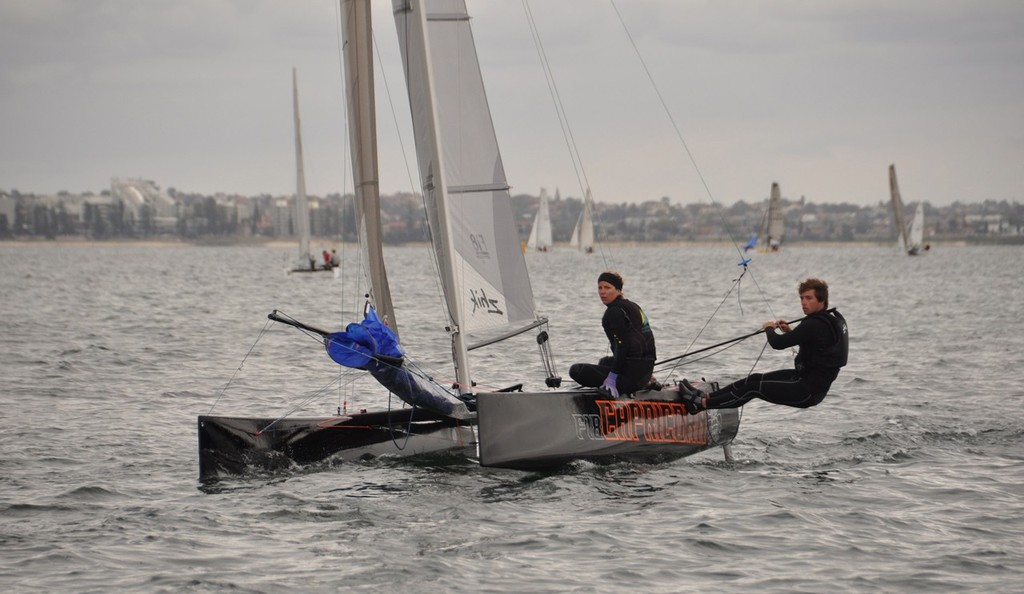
569,188 -> 595,254
286,68 -> 336,275
758,182 -> 784,253
889,163 -> 928,255
525,188 -> 553,252
198,0 -> 739,481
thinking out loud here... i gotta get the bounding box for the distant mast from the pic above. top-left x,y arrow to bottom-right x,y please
292,68 -> 311,266
889,164 -> 910,252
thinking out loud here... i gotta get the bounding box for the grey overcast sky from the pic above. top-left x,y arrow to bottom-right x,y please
2,0 -> 1022,206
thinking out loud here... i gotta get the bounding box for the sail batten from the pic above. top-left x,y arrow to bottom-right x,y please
448,183 -> 511,194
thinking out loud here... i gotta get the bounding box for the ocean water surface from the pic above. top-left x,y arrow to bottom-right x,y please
1,242 -> 1022,592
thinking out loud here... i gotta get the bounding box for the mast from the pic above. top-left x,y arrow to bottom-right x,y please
340,0 -> 397,332
292,68 -> 311,264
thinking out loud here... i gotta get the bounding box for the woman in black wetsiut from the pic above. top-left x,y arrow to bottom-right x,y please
679,277 -> 848,413
569,271 -> 657,398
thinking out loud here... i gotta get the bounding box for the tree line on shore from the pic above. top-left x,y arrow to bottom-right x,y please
1,188 -> 1022,244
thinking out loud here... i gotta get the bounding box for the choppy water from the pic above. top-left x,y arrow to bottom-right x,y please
2,242 -> 1022,593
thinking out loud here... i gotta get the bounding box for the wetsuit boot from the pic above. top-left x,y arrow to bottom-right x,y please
677,379 -> 707,415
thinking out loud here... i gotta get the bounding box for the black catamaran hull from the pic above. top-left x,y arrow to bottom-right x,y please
197,408 -> 475,482
197,388 -> 739,481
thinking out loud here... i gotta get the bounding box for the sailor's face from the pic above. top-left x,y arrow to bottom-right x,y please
599,281 -> 620,305
800,290 -> 825,315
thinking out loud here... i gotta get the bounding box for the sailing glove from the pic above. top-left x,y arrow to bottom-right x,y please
601,372 -> 619,398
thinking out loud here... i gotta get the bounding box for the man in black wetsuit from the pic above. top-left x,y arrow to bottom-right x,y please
680,278 -> 848,413
569,271 -> 657,398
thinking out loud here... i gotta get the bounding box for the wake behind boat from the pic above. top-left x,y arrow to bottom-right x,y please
199,0 -> 739,482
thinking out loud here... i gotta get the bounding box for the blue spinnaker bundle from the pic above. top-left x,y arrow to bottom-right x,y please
323,307 -> 470,419
324,306 -> 403,369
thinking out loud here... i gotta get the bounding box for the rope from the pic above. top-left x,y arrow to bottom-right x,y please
521,0 -> 611,268
605,0 -> 789,381
207,318 -> 274,414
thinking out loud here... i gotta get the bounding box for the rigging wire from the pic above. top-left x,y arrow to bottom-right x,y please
521,0 -> 611,268
607,0 -> 783,359
207,317 -> 275,414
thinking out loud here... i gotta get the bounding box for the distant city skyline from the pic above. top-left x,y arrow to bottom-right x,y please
2,1 -> 1022,207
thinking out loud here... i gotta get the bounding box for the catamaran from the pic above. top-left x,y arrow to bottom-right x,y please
198,0 -> 739,481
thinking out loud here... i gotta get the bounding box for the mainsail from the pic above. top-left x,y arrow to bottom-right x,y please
526,188 -> 553,251
393,0 -> 540,394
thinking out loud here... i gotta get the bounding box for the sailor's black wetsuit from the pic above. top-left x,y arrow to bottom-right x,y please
569,296 -> 656,394
703,309 -> 848,409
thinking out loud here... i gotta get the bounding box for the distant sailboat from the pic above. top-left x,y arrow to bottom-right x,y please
526,188 -> 553,252
569,188 -> 595,254
758,182 -> 784,253
287,68 -> 334,274
889,164 -> 927,255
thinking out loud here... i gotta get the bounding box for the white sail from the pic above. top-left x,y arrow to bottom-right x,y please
569,188 -> 595,253
889,164 -> 910,253
393,0 -> 540,393
760,182 -> 784,252
292,68 -> 312,269
908,202 -> 925,255
526,188 -> 553,251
